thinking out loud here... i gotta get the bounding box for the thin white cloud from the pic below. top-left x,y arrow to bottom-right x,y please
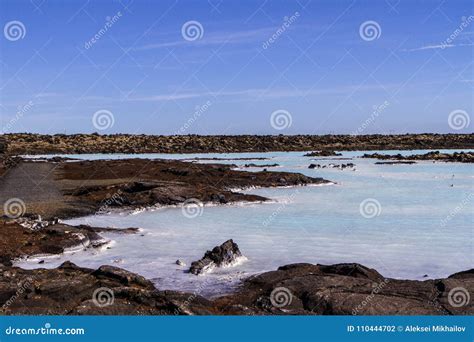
134,27 -> 276,51
403,42 -> 474,52
125,84 -> 397,103
127,89 -> 265,101
34,92 -> 63,98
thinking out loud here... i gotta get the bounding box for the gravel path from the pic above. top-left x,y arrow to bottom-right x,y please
0,161 -> 67,218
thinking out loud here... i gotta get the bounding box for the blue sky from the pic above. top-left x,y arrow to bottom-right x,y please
0,0 -> 472,135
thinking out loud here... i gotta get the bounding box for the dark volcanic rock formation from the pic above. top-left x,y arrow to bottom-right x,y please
0,218 -> 471,316
183,157 -> 270,161
363,151 -> 473,163
0,218 -> 141,267
215,263 -> 474,315
375,161 -> 417,165
243,163 -> 279,168
1,261 -> 472,315
309,163 -> 355,170
0,138 -> 19,176
304,150 -> 342,157
3,133 -> 473,155
0,158 -> 329,220
189,239 -> 243,275
0,136 -> 6,154
0,261 -> 214,315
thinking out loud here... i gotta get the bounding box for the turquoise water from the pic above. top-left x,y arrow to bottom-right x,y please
17,150 -> 473,297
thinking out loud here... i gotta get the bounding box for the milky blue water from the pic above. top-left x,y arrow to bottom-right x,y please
17,150 -> 473,297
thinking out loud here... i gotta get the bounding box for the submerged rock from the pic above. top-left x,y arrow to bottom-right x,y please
176,259 -> 186,267
189,239 -> 243,275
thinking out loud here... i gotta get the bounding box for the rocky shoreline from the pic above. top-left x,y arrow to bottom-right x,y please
0,158 -> 328,220
0,218 -> 138,267
1,142 -> 473,315
362,151 -> 474,163
215,263 -> 473,315
1,216 -> 472,315
3,133 -> 473,155
1,255 -> 472,315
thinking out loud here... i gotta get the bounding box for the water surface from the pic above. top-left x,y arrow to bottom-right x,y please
17,150 -> 473,297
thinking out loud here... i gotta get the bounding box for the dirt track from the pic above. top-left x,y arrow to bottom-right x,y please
0,161 -> 70,218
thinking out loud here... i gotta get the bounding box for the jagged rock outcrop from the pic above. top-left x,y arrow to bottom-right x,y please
189,240 -> 243,275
